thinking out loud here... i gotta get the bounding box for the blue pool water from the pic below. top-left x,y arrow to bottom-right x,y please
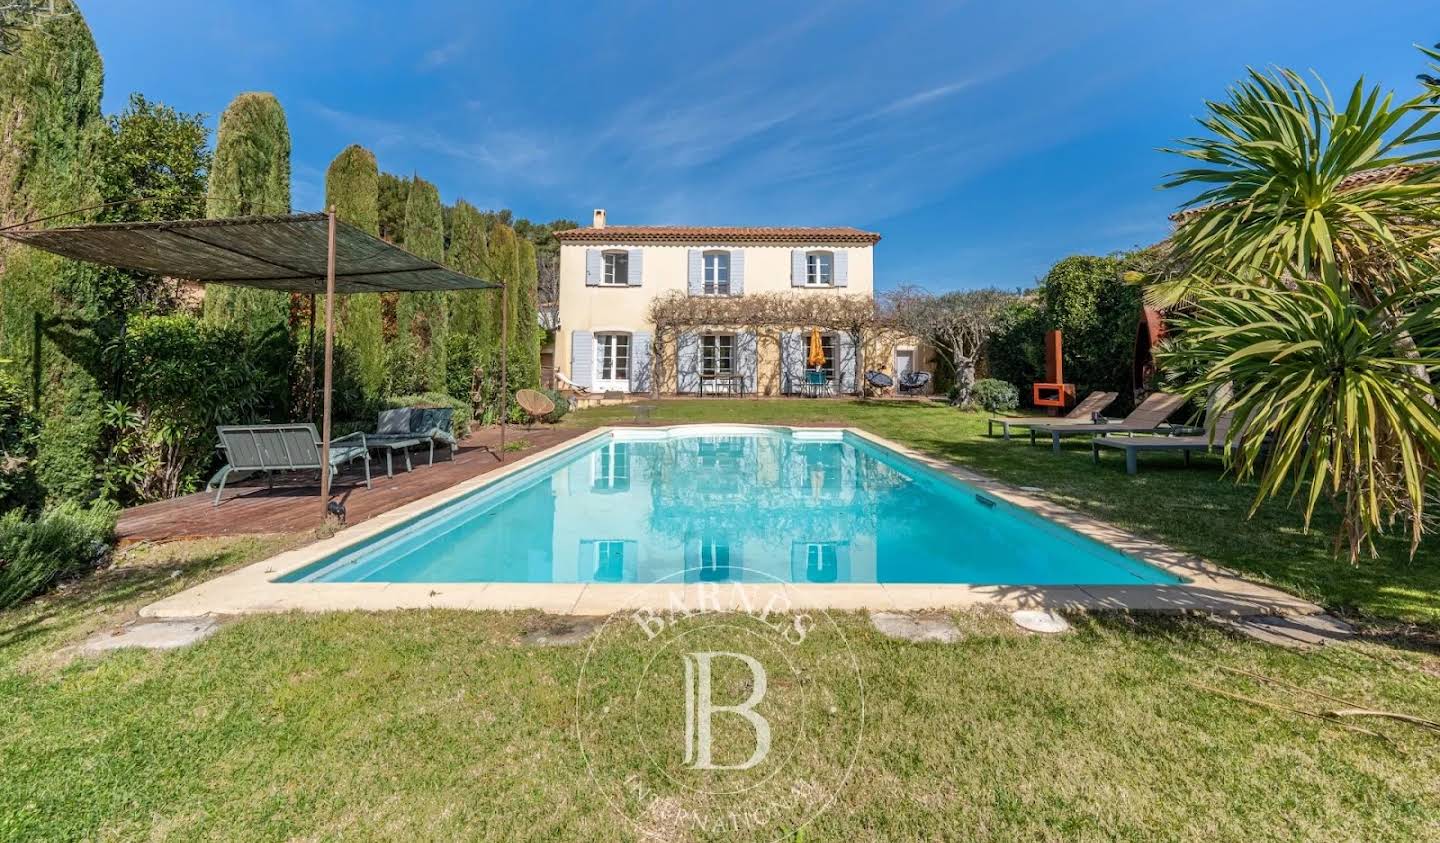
280,427 -> 1182,585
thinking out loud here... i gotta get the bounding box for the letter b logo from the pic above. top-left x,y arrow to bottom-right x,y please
681,651 -> 771,770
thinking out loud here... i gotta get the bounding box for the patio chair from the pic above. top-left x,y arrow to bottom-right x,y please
1091,407 -> 1237,474
1025,391 -> 1187,453
515,388 -> 556,429
865,370 -> 894,392
987,390 -> 1119,440
208,423 -> 370,506
897,371 -> 931,395
804,368 -> 830,398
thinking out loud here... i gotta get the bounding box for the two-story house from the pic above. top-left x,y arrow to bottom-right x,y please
554,209 -> 928,396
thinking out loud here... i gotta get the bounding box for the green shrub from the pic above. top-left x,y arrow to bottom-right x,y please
0,368 -> 40,513
1038,255 -> 1141,412
985,298 -> 1046,401
108,314 -> 268,503
969,379 -> 1019,413
384,393 -> 471,440
0,499 -> 118,610
539,388 -> 569,424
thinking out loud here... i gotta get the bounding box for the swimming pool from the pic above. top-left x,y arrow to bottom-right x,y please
279,426 -> 1181,586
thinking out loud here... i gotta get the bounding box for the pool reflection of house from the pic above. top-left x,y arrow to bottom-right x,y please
547,435 -> 890,584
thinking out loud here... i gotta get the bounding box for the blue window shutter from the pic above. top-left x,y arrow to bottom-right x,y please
781,330 -> 804,394
730,250 -> 745,295
838,331 -> 857,393
737,330 -> 757,393
791,250 -> 806,287
677,330 -> 701,394
584,249 -> 601,286
570,330 -> 593,388
627,248 -> 643,286
687,249 -> 702,295
834,251 -> 849,287
630,331 -> 652,393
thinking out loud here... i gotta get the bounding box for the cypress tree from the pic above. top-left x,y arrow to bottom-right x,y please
203,92 -> 291,336
447,200 -> 490,336
0,1 -> 105,501
511,238 -> 541,389
324,145 -> 385,403
392,176 -> 446,392
483,223 -> 519,367
376,172 -> 408,245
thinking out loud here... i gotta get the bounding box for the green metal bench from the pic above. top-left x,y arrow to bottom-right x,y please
207,424 -> 370,506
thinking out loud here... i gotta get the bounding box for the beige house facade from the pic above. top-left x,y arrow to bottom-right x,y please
554,210 -> 932,396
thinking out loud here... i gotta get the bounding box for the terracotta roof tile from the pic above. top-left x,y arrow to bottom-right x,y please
554,225 -> 881,244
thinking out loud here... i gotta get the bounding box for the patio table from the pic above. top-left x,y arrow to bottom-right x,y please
367,437 -> 423,477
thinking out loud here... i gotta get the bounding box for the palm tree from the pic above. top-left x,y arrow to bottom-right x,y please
1158,67 -> 1440,306
1155,56 -> 1440,560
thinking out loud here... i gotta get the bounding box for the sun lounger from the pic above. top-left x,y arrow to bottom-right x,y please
987,390 -> 1119,440
1092,409 -> 1236,474
1026,392 -> 1188,453
366,407 -> 459,468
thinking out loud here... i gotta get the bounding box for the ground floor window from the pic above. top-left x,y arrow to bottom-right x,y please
701,333 -> 734,376
596,333 -> 630,384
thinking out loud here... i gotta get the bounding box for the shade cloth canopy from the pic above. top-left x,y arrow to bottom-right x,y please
0,212 -> 500,293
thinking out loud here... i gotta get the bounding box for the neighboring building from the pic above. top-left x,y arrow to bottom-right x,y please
554,209 -> 930,395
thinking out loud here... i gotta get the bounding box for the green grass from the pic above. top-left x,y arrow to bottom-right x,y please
567,399 -> 1440,628
1,401 -> 1438,840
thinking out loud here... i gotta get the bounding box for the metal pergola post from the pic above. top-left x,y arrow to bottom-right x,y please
319,206 -> 337,514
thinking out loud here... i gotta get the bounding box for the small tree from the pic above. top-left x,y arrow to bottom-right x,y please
891,287 -> 1013,405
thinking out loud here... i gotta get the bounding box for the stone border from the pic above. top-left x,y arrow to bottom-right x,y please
142,425 -> 1319,619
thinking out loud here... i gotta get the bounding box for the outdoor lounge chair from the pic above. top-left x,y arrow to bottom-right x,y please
987,390 -> 1119,440
1091,408 -> 1236,474
556,372 -> 591,394
208,423 -> 370,506
1025,391 -> 1187,453
897,371 -> 931,395
865,370 -> 894,391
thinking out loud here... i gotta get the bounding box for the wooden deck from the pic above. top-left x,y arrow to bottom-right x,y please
116,425 -> 587,543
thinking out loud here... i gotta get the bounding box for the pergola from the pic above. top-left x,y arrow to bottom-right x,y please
1,209 -> 507,516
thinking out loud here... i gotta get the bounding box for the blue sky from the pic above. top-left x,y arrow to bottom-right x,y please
86,1 -> 1431,291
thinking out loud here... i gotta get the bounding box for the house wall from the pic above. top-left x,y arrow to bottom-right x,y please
554,235 -> 938,395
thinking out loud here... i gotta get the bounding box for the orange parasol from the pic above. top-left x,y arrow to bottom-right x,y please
807,327 -> 826,368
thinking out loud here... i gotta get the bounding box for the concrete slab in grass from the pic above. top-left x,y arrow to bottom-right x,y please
76,618 -> 218,654
870,611 -> 964,643
1220,613 -> 1356,650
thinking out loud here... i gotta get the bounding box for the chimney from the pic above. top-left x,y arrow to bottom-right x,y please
593,208 -> 607,229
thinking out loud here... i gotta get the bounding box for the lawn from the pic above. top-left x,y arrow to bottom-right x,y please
1,400 -> 1438,841
567,399 -> 1440,628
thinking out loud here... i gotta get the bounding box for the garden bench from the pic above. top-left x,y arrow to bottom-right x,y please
208,424 -> 370,506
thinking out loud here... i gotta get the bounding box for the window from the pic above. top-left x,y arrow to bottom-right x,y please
701,334 -> 734,376
602,251 -> 629,285
698,537 -> 731,582
805,543 -> 839,583
594,541 -> 626,582
702,251 -> 730,295
593,443 -> 630,492
806,251 -> 833,286
596,333 -> 630,382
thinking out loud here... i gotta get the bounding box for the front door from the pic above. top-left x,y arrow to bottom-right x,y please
894,349 -> 915,378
